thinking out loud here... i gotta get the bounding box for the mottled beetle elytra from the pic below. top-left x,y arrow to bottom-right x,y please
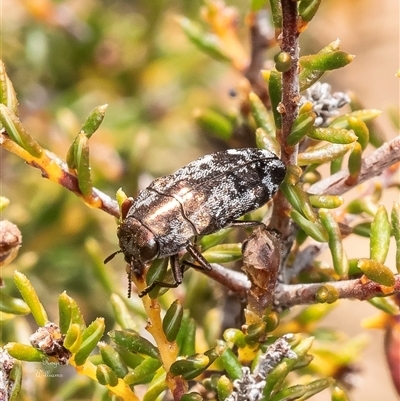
107,148 -> 286,297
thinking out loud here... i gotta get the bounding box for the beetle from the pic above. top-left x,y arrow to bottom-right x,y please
108,148 -> 286,296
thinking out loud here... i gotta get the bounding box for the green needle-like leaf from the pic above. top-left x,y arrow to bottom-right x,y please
124,357 -> 162,385
13,271 -> 48,326
370,205 -> 391,264
99,342 -> 129,379
319,209 -> 349,277
74,318 -> 105,366
0,105 -> 42,158
179,17 -> 231,62
75,133 -> 92,196
220,348 -> 242,380
0,293 -> 30,315
163,299 -> 184,342
109,330 -> 160,360
0,60 -> 18,114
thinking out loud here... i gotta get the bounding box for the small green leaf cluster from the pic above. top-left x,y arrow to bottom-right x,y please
1,268 -> 363,401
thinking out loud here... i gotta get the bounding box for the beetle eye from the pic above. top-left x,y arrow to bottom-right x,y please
138,236 -> 158,262
133,223 -> 159,263
118,218 -> 159,265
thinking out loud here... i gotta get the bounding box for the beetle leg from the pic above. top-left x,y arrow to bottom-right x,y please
138,245 -> 212,297
185,243 -> 212,271
230,220 -> 265,228
138,278 -> 180,298
103,249 -> 122,264
170,253 -> 184,285
139,245 -> 212,297
138,255 -> 183,298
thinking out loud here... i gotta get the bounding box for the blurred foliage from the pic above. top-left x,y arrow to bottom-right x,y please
3,0 -> 235,316
1,1 -> 400,401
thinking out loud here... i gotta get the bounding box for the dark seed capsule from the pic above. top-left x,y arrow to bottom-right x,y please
115,148 -> 286,296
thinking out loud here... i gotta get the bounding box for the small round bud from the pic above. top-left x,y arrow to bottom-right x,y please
274,51 -> 292,72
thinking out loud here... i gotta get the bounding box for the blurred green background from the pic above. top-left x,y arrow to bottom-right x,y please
3,0 -> 240,321
1,1 -> 399,399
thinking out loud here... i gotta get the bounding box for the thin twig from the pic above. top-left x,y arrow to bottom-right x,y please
200,265 -> 400,309
205,263 -> 251,297
275,275 -> 400,308
269,0 -> 299,236
308,136 -> 400,195
279,0 -> 300,154
267,0 -> 300,295
0,131 -> 120,218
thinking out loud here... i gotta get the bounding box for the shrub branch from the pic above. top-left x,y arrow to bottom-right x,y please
275,275 -> 400,308
269,0 -> 299,236
309,135 -> 400,195
0,130 -> 120,218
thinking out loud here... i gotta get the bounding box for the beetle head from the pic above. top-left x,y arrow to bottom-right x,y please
117,217 -> 159,276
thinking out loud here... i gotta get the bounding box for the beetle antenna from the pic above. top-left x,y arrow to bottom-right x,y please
104,250 -> 121,264
127,268 -> 132,298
